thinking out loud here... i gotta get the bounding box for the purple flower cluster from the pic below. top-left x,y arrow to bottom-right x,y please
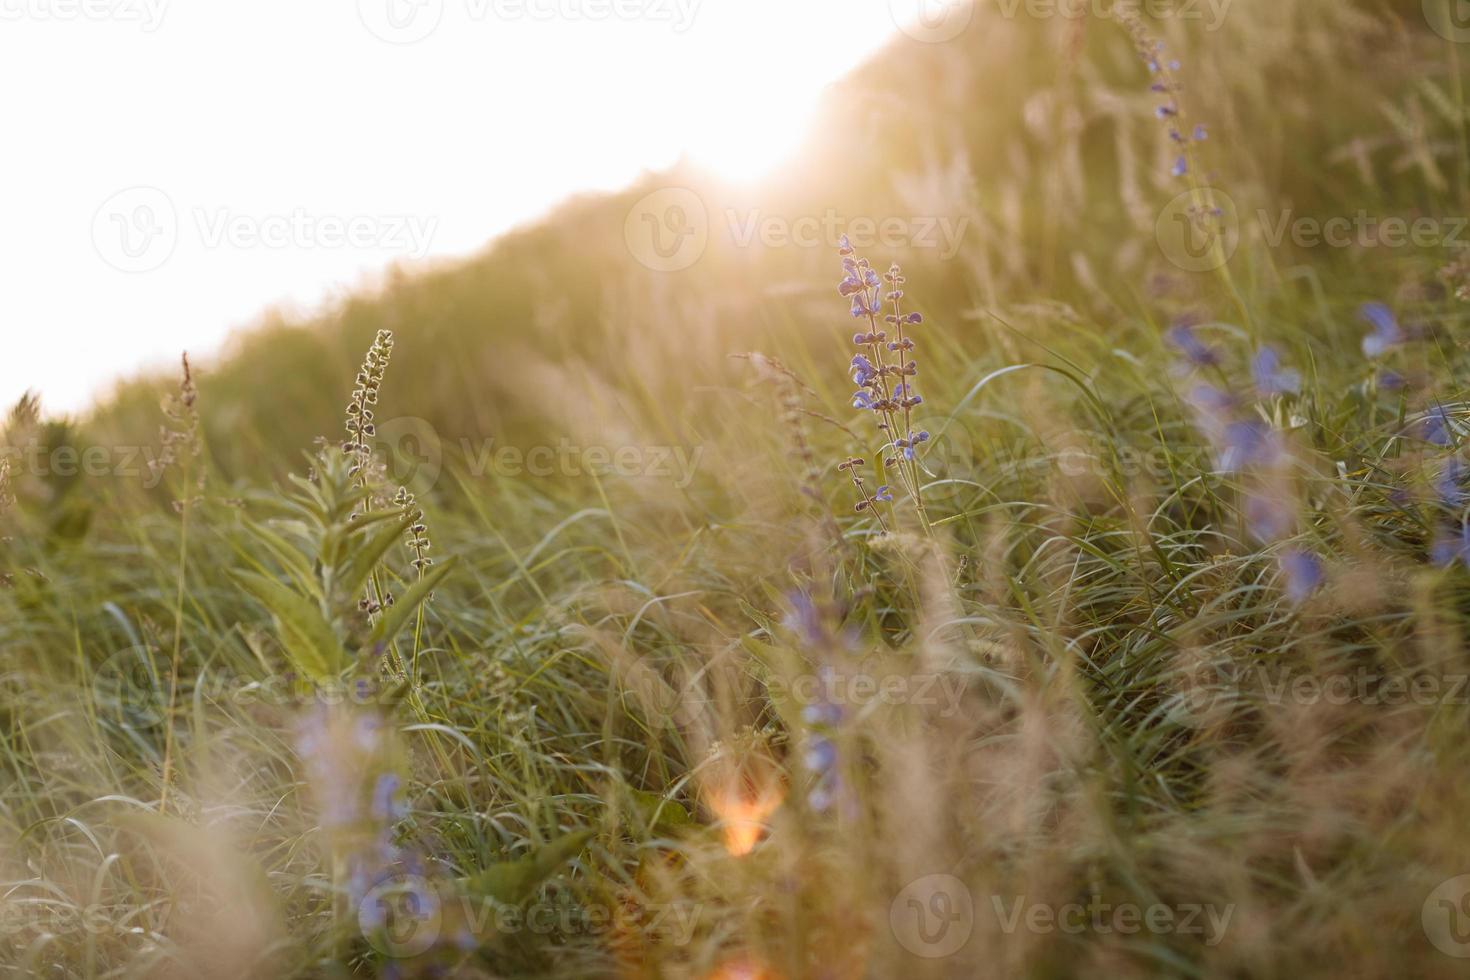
1357,300 -> 1470,569
1251,346 -> 1302,397
784,593 -> 852,816
1359,302 -> 1403,359
1120,15 -> 1207,178
296,706 -> 437,950
1186,384 -> 1284,475
838,456 -> 892,531
1279,549 -> 1324,604
798,662 -> 846,814
1433,522 -> 1470,568
1166,321 -> 1218,368
1174,330 -> 1324,601
839,236 -> 931,518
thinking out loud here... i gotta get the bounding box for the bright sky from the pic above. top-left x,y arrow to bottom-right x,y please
0,0 -> 962,414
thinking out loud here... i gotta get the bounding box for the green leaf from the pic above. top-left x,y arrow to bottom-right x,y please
232,571 -> 344,681
629,788 -> 692,833
240,518 -> 317,597
463,830 -> 594,905
337,512 -> 418,604
361,556 -> 457,656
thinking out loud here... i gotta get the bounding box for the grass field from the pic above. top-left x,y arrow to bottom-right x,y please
7,2 -> 1470,976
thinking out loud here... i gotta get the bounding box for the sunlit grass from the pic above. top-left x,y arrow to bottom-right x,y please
5,2 -> 1470,977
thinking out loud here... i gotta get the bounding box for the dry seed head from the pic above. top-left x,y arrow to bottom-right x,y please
394,485 -> 434,576
344,331 -> 395,474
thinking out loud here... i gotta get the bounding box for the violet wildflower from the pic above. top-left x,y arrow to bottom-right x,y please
1219,420 -> 1282,473
799,674 -> 845,814
784,592 -> 825,649
1279,549 -> 1324,603
295,704 -> 432,945
1436,457 -> 1466,509
1246,491 -> 1294,543
1186,385 -> 1283,472
837,240 -> 933,530
804,736 -> 837,774
371,772 -> 408,822
1251,345 -> 1302,397
1423,405 -> 1454,447
838,456 -> 890,532
1186,383 -> 1235,447
805,734 -> 840,811
1120,15 -> 1207,177
1359,302 -> 1402,357
1431,522 -> 1470,568
1166,322 -> 1218,368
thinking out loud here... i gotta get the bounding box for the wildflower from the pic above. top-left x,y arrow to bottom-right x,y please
1436,457 -> 1466,509
799,681 -> 845,813
1359,302 -> 1401,357
1251,345 -> 1301,397
837,245 -> 933,524
371,772 -> 408,822
1431,522 -> 1470,568
803,736 -> 837,774
1280,549 -> 1324,602
1423,405 -> 1454,447
894,430 -> 931,461
1186,382 -> 1235,449
838,456 -> 890,530
1166,322 -> 1218,367
1246,491 -> 1293,543
784,592 -> 826,649
1119,16 -> 1207,177
296,706 -> 378,829
1219,420 -> 1282,472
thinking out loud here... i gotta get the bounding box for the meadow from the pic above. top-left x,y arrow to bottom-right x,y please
6,1 -> 1470,976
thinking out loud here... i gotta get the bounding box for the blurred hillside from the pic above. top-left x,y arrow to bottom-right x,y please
86,0 -> 1463,495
